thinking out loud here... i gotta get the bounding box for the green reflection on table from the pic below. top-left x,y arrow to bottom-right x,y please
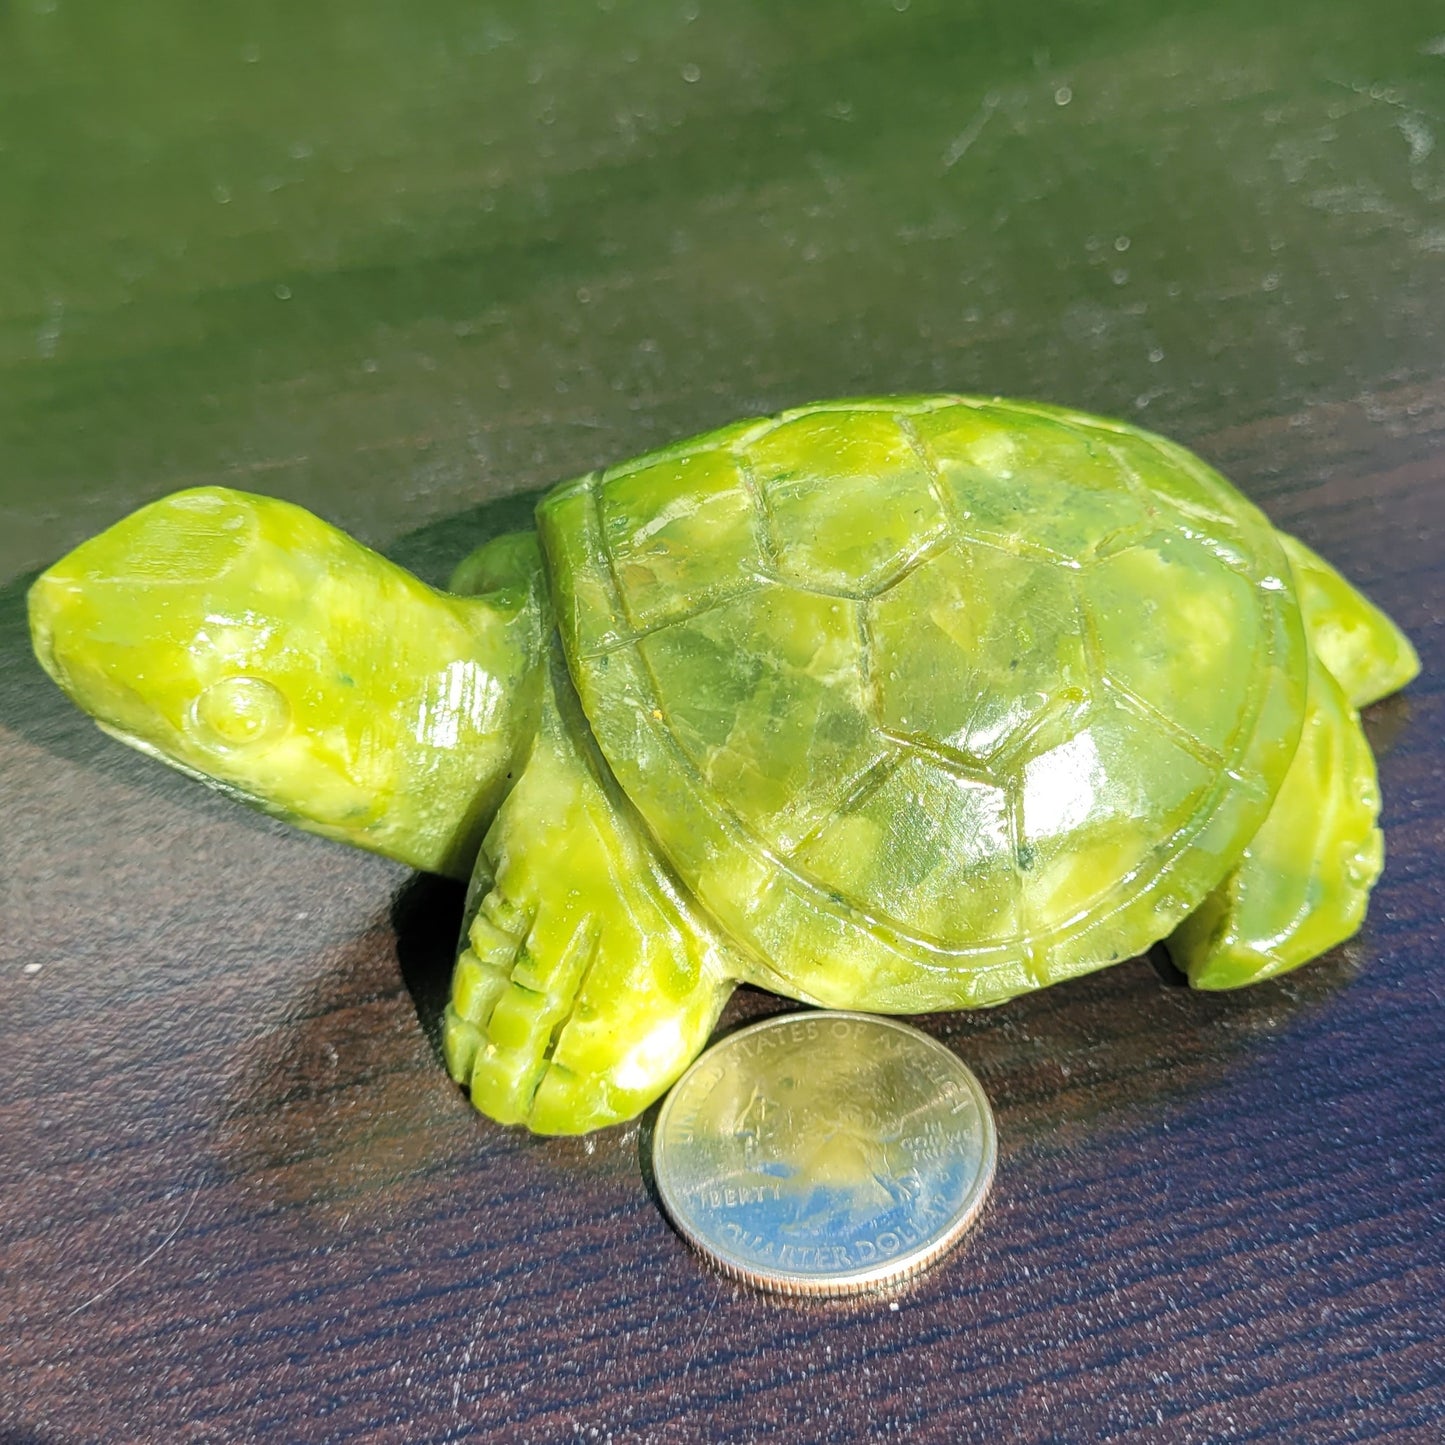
2,0 -> 1440,577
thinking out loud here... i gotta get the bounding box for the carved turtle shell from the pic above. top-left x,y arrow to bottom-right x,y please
537,396 -> 1308,1012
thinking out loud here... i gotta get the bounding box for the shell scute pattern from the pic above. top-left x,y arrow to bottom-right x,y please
869,544 -> 1092,767
550,396 -> 1305,1008
795,753 -> 1019,952
600,446 -> 762,631
910,402 -> 1152,563
636,582 -> 887,856
744,409 -> 950,595
1082,531 -> 1261,770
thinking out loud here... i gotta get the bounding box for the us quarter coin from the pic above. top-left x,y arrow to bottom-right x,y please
652,1011 -> 996,1296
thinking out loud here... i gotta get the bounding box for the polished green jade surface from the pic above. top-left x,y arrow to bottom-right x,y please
30,487 -> 544,878
1280,533 -> 1422,709
543,397 -> 1308,1016
1169,653 -> 1383,991
3,1 -> 1442,1432
1165,530 -> 1420,988
442,646 -> 738,1134
27,396 -> 1419,1131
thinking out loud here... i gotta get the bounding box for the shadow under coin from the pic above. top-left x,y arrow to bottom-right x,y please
633,951 -> 1356,1308
637,947 -> 1360,1216
924,944 -> 1361,1159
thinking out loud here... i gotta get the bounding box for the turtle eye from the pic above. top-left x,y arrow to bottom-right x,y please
190,675 -> 290,749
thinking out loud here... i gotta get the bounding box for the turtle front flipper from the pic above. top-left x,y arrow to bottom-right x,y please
1167,654 -> 1382,989
442,645 -> 741,1134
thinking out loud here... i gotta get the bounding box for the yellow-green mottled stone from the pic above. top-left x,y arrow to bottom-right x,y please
29,396 -> 1418,1135
1165,532 -> 1419,986
1278,533 -> 1421,708
1168,655 -> 1383,988
30,488 -> 543,878
540,396 -> 1311,1014
441,646 -> 738,1133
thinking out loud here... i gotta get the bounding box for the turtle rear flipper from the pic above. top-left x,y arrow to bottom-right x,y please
1167,533 -> 1416,989
1168,655 -> 1381,989
442,647 -> 739,1134
1279,532 -> 1420,707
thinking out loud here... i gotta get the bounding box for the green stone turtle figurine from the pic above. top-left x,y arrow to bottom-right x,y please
29,396 -> 1419,1133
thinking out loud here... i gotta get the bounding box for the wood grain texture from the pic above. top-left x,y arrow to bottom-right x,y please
2,2 -> 1443,1440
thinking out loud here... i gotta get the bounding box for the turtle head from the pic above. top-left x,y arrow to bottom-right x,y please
29,487 -> 544,877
